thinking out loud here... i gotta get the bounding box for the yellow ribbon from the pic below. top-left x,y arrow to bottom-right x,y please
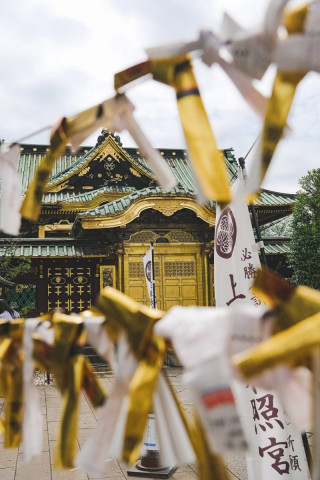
33,313 -> 107,468
98,281 -> 229,477
252,269 -> 320,332
168,58 -> 231,205
20,98 -> 117,222
96,287 -> 229,475
115,56 -> 231,205
96,287 -> 167,463
20,125 -> 67,221
55,327 -> 86,468
0,319 -> 24,448
259,3 -> 309,194
122,334 -> 166,464
163,373 -> 229,480
234,311 -> 320,379
96,287 -> 163,359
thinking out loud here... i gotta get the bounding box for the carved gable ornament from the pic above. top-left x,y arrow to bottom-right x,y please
45,133 -> 154,193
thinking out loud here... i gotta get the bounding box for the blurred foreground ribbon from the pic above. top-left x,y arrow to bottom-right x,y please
234,269 -> 320,378
33,312 -> 106,468
115,55 -> 231,205
222,0 -> 289,80
0,319 -> 24,448
96,287 -> 165,464
255,3 -> 309,199
95,287 -> 225,479
145,31 -> 267,118
20,95 -> 177,222
0,144 -> 22,235
234,311 -> 320,379
252,269 -> 320,332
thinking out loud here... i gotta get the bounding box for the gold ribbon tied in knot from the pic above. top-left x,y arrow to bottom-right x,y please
115,55 -> 231,206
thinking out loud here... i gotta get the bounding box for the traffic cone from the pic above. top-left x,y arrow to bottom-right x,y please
127,413 -> 177,478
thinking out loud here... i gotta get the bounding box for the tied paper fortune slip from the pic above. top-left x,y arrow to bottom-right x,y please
115,55 -> 231,206
20,94 -> 177,222
0,144 -> 22,235
222,0 -> 289,80
145,31 -> 267,118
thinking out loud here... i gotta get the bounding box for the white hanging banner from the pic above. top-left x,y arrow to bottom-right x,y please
214,168 -> 309,479
142,244 -> 157,308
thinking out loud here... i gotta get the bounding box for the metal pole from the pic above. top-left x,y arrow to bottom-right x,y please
150,242 -> 156,309
238,157 -> 268,267
312,349 -> 320,479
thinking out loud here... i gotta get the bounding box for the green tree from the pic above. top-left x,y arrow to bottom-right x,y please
261,216 -> 293,237
0,238 -> 31,283
288,168 -> 320,288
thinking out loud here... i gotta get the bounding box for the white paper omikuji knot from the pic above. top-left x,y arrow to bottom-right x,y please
0,144 -> 22,235
23,319 -> 43,463
221,0 -> 289,79
274,0 -> 320,73
53,94 -> 177,193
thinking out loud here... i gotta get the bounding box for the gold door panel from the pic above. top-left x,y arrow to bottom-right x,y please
47,265 -> 92,313
124,244 -> 205,310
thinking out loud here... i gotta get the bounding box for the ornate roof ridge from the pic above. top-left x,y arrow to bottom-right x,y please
42,184 -> 134,204
44,131 -> 155,192
78,184 -> 197,218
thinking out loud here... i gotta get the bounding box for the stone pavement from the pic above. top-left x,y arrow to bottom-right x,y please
0,367 -> 247,480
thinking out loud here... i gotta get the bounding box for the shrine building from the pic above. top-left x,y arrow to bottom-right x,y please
0,130 -> 295,316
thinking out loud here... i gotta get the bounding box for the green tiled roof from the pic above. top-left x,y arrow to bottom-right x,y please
80,185 -> 197,218
18,144 -> 89,194
0,274 -> 15,286
262,238 -> 291,254
254,189 -> 295,206
0,238 -> 110,258
18,135 -> 295,213
42,185 -> 134,205
0,237 -> 290,258
78,185 -> 294,220
18,138 -> 239,195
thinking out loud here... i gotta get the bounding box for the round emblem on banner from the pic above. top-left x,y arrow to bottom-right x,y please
215,207 -> 237,258
145,261 -> 152,282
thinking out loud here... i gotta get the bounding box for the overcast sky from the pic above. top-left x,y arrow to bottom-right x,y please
1,0 -> 319,194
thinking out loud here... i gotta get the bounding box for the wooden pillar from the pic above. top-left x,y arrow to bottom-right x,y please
116,243 -> 124,292
38,225 -> 45,238
201,243 -> 213,306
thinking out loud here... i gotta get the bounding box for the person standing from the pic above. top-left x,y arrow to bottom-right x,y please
0,299 -> 20,319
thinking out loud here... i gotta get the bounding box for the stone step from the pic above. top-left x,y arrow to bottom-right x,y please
83,344 -> 109,372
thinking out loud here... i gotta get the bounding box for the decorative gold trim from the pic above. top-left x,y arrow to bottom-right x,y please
81,196 -> 216,229
44,222 -> 73,232
38,225 -> 45,238
45,135 -> 154,193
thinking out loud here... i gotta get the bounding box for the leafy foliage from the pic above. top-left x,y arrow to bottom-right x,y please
19,303 -> 35,317
0,239 -> 31,282
261,217 -> 293,237
288,168 -> 320,288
